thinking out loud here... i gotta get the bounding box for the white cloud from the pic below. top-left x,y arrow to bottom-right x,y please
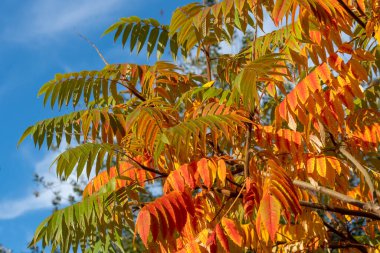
1,0 -> 132,42
0,145 -> 84,220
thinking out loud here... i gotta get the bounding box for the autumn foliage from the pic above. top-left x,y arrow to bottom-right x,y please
20,0 -> 380,252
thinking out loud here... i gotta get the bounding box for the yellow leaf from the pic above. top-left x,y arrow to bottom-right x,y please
316,156 -> 327,178
217,159 -> 227,185
202,80 -> 215,87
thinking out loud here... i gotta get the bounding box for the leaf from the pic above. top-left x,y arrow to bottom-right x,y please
258,192 -> 281,242
272,0 -> 293,26
147,28 -> 159,57
202,80 -> 215,88
135,191 -> 195,245
157,30 -> 168,59
198,158 -> 211,188
222,218 -> 243,247
136,209 -> 151,246
18,126 -> 35,147
215,224 -> 230,253
217,159 -> 227,185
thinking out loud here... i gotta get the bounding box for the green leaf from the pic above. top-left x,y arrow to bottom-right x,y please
17,126 -> 35,147
147,28 -> 159,57
121,23 -> 133,48
157,30 -> 168,59
130,22 -> 141,52
137,24 -> 150,53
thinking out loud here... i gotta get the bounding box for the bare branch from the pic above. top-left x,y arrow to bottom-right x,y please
77,33 -> 109,65
293,180 -> 365,209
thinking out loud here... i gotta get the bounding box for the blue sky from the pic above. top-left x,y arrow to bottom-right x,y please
0,0 -> 193,251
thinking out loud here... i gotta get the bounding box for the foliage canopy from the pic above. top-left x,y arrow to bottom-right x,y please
21,0 -> 380,252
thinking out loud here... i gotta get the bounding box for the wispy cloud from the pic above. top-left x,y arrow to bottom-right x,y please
0,146 -> 82,220
1,0 -> 133,42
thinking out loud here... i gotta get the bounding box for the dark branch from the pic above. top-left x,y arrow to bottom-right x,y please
300,201 -> 380,220
336,0 -> 366,28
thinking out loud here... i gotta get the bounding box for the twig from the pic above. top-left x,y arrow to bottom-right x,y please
244,114 -> 254,179
111,148 -> 168,177
77,33 -> 109,65
221,180 -> 246,219
336,0 -> 366,29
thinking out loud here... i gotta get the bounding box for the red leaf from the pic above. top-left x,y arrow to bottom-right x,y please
167,194 -> 187,231
215,224 -> 230,253
206,231 -> 217,253
145,205 -> 159,241
152,202 -> 169,239
180,192 -> 196,217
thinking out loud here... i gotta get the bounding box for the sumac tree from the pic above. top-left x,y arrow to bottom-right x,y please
20,0 -> 380,252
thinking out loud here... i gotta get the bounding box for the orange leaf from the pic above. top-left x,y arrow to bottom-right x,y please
272,0 -> 293,26
316,156 -> 327,177
258,192 -> 281,242
307,157 -> 316,174
198,158 -> 211,188
222,218 -> 243,247
136,209 -> 151,246
217,159 -> 227,185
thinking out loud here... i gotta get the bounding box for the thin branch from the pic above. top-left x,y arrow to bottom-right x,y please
244,113 -> 254,179
221,179 -> 246,219
323,221 -> 367,253
118,78 -> 147,102
112,148 -> 168,177
77,33 -> 109,65
336,0 -> 366,28
211,186 -> 380,220
211,199 -> 227,223
328,242 -> 373,251
300,201 -> 380,220
244,122 -> 252,179
223,174 -> 380,216
293,179 -> 365,209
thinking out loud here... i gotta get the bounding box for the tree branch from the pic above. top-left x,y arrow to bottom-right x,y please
300,201 -> 380,220
323,221 -> 367,253
336,0 -> 366,28
293,180 -> 365,209
211,186 -> 380,220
